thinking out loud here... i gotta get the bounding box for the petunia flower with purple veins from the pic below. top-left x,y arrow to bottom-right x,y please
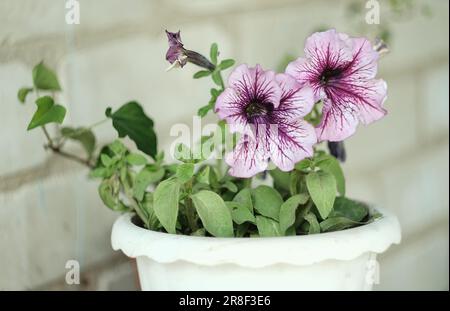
215,64 -> 316,178
286,29 -> 387,142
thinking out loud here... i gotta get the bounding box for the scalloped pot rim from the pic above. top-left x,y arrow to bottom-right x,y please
111,206 -> 401,268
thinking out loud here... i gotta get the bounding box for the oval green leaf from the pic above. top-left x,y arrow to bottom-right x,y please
252,185 -> 283,220
191,190 -> 233,237
153,178 -> 180,234
306,171 -> 336,219
279,193 -> 309,234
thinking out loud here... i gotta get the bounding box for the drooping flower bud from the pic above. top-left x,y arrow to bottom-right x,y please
165,30 -> 215,71
327,141 -> 346,162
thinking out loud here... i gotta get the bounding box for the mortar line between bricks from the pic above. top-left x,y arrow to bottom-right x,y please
0,154 -> 89,194
346,132 -> 449,178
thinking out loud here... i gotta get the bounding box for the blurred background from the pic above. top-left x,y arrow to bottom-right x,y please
0,0 -> 448,290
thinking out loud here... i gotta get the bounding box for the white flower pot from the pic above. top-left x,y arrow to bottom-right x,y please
111,207 -> 401,291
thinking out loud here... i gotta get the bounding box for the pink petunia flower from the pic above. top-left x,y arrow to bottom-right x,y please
286,29 -> 387,142
215,64 -> 316,178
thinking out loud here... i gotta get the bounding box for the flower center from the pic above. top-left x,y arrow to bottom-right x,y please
245,102 -> 273,122
320,67 -> 343,84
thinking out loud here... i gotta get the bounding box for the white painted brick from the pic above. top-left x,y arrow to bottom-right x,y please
0,191 -> 30,290
379,143 -> 449,238
232,1 -> 349,71
164,0 -> 307,15
379,0 -> 449,74
0,0 -> 66,43
0,0 -> 160,43
345,173 -> 382,206
345,73 -> 418,173
375,223 -> 449,291
59,24 -> 233,152
232,0 -> 448,73
0,168 -> 118,289
0,62 -> 48,176
422,63 -> 449,138
77,0 -> 160,33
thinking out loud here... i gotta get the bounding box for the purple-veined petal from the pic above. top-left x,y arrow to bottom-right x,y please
343,37 -> 379,81
228,64 -> 282,109
268,120 -> 316,171
275,73 -> 315,120
285,57 -> 323,101
357,78 -> 387,124
316,98 -> 359,142
304,29 -> 353,67
225,134 -> 268,178
215,87 -> 249,131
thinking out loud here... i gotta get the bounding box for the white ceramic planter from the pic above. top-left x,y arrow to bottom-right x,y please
111,207 -> 401,291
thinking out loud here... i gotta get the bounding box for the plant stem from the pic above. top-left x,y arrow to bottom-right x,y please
41,125 -> 94,168
122,180 -> 149,228
185,179 -> 198,232
42,126 -> 53,145
45,144 -> 94,168
88,118 -> 109,129
218,71 -> 225,91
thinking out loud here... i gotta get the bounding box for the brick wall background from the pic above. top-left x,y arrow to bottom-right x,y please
0,0 -> 448,290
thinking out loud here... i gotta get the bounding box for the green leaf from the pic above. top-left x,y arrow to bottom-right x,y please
32,61 -> 61,91
61,127 -> 96,157
210,43 -> 218,64
304,212 -> 320,234
218,59 -> 235,70
191,190 -> 234,237
269,168 -> 291,193
295,159 -> 313,171
320,217 -> 361,232
225,201 -> 255,225
174,143 -> 194,163
279,194 -> 309,234
211,71 -> 222,87
98,179 -> 128,212
306,171 -> 337,219
233,188 -> 253,211
191,228 -> 206,236
289,170 -> 302,196
133,166 -> 165,201
126,153 -> 147,166
196,166 -> 210,184
100,154 -> 114,167
89,167 -> 113,178
329,197 -> 369,222
108,102 -> 157,159
193,70 -> 211,79
18,87 -> 33,104
222,181 -> 238,193
197,103 -> 213,118
108,139 -> 127,156
153,178 -> 180,234
176,163 -> 195,183
255,216 -> 282,237
27,96 -> 66,130
105,107 -> 112,118
139,193 -> 160,230
210,88 -> 220,98
252,185 -> 283,221
316,154 -> 346,195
